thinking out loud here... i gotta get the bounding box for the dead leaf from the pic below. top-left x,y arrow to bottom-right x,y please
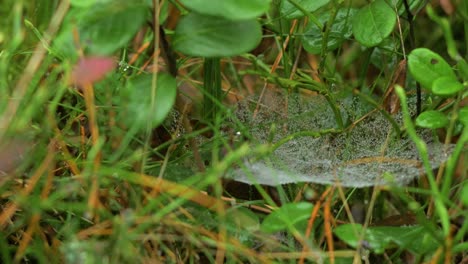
0,139 -> 30,175
384,59 -> 407,114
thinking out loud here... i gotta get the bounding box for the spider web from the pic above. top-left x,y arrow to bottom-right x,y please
228,92 -> 454,187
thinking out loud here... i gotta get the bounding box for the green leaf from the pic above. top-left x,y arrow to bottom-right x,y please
302,8 -> 356,54
415,110 -> 449,129
70,0 -> 112,8
260,202 -> 313,233
220,207 -> 260,247
224,207 -> 259,236
180,0 -> 271,20
352,0 -> 396,47
79,2 -> 147,55
371,226 -> 439,255
335,224 -> 439,255
453,242 -> 468,254
159,0 -> 170,24
455,59 -> 468,79
461,182 -> 468,206
226,207 -> 260,232
334,224 -> 362,248
459,107 -> 468,126
53,9 -> 88,60
123,73 -> 177,131
173,13 -> 262,57
280,0 -> 330,20
408,48 -> 457,91
432,76 -> 464,96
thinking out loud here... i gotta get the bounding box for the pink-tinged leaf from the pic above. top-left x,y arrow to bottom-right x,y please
70,56 -> 116,86
440,0 -> 454,15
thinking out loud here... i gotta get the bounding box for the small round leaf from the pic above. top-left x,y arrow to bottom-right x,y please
302,8 -> 356,54
459,107 -> 468,126
180,0 -> 271,20
334,224 -> 362,248
416,111 -> 449,129
280,0 -> 330,20
408,48 -> 457,91
225,207 -> 260,232
173,13 -> 262,57
335,224 -> 438,255
352,0 -> 396,47
123,73 -> 177,131
432,76 -> 464,96
260,202 -> 313,233
80,3 -> 147,55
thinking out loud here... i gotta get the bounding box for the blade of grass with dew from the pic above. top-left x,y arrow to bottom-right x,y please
395,85 -> 450,236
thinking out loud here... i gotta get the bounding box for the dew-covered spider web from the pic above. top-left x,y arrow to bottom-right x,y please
227,92 -> 454,187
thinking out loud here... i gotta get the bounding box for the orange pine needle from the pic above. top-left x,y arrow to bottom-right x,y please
324,194 -> 335,264
14,214 -> 41,261
299,186 -> 334,264
0,142 -> 56,227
